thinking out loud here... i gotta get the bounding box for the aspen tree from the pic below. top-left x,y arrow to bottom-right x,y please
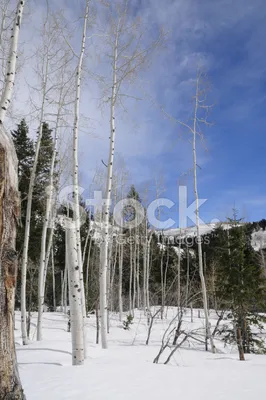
98,0 -> 162,348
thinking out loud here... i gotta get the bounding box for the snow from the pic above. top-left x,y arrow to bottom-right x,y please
161,223 -> 266,251
251,229 -> 266,251
15,309 -> 266,400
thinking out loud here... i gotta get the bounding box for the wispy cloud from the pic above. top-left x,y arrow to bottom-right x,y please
5,0 -> 266,222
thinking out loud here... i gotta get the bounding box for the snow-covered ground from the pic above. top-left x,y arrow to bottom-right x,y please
15,309 -> 266,400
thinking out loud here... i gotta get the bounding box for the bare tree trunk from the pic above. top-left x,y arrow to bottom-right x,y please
185,245 -> 190,308
164,246 -> 169,310
177,230 -> 181,308
21,81 -> 47,346
190,302 -> 193,323
136,240 -> 140,308
82,224 -> 90,265
133,236 -> 137,312
72,0 -> 89,334
129,228 -> 133,314
37,167 -> 56,339
192,74 -> 215,354
85,235 -> 93,313
99,17 -> 121,349
96,301 -> 100,345
236,324 -> 245,361
106,235 -> 113,332
146,235 -> 152,310
118,241 -> 123,321
0,0 -> 27,347
66,223 -> 84,365
143,235 -> 147,311
63,235 -> 68,315
61,270 -> 64,312
0,128 -> 25,399
0,1 -> 25,123
160,245 -> 164,319
37,97 -> 60,339
110,239 -> 118,312
63,266 -> 68,315
51,246 -> 56,311
43,224 -> 54,297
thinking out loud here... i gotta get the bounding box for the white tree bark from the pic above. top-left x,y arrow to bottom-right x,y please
85,234 -> 93,312
72,0 -> 89,333
63,243 -> 68,315
51,246 -> 56,311
61,270 -> 64,312
118,240 -> 124,321
160,243 -> 164,318
0,0 -> 25,124
129,228 -> 133,314
37,68 -> 68,338
99,22 -> 119,349
21,100 -> 47,345
177,229 -> 182,308
185,245 -> 190,308
21,5 -> 67,343
66,222 -> 84,366
146,235 -> 152,310
37,133 -> 57,340
43,222 -> 54,294
192,74 -> 215,353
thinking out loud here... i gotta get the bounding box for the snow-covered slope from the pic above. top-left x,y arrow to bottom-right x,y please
159,223 -> 266,251
16,310 -> 266,400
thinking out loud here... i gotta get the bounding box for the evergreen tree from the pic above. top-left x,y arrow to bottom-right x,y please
124,184 -> 142,223
29,122 -> 55,264
211,215 -> 266,359
12,121 -> 55,311
11,119 -> 34,255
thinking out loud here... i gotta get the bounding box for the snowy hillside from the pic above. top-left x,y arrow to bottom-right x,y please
16,310 -> 266,400
160,223 -> 266,251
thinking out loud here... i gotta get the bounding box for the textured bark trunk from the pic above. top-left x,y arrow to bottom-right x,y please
236,325 -> 245,361
0,128 -> 25,399
0,1 -> 25,123
72,0 -> 89,336
66,224 -> 84,365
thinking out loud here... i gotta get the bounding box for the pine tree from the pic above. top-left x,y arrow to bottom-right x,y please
11,119 -> 34,255
13,121 -> 54,316
124,185 -> 141,223
213,214 -> 266,359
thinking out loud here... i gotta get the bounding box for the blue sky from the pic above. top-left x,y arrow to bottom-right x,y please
12,0 -> 266,228
115,0 -> 266,226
